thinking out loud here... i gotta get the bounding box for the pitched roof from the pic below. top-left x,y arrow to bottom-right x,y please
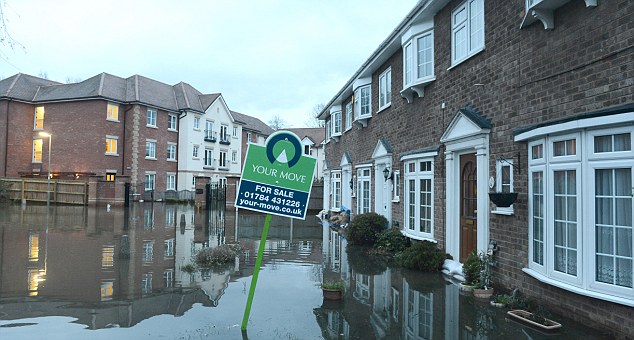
0,73 -> 61,101
0,72 -> 218,114
287,127 -> 326,145
231,111 -> 275,136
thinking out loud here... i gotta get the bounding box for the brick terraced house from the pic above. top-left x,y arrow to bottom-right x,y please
319,0 -> 633,337
0,73 -> 244,199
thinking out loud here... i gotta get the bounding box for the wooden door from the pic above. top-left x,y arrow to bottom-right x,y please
460,153 -> 477,262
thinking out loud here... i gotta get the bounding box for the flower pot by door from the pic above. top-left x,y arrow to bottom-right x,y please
322,288 -> 343,301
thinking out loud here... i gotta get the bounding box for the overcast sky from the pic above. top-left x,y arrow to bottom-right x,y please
1,0 -> 418,127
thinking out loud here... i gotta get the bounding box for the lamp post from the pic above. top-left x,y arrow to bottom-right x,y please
39,132 -> 52,209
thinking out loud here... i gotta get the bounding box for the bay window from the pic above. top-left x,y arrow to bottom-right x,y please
354,86 -> 371,119
519,120 -> 634,304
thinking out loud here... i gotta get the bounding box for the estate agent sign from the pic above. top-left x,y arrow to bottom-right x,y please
236,130 -> 316,219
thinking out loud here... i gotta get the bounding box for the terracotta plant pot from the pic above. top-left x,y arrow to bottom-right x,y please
473,287 -> 494,299
322,288 -> 343,301
507,309 -> 562,332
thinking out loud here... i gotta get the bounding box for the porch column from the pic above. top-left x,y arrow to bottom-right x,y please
445,152 -> 459,259
476,145 -> 490,253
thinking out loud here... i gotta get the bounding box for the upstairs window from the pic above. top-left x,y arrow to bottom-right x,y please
145,140 -> 156,159
332,110 -> 342,137
378,68 -> 392,111
168,114 -> 177,131
345,101 -> 353,131
34,106 -> 45,130
147,109 -> 157,127
354,85 -> 371,119
193,116 -> 200,130
232,126 -> 238,137
219,150 -> 228,168
106,136 -> 118,155
451,0 -> 484,66
167,143 -> 177,161
107,103 -> 119,121
403,32 -> 434,86
220,125 -> 229,142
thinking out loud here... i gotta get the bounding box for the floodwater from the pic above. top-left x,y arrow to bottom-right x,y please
0,203 -> 613,339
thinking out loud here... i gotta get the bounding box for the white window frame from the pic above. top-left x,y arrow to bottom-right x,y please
354,85 -> 372,120
32,139 -> 43,163
356,165 -> 372,214
451,0 -> 485,67
403,31 -> 434,87
219,150 -> 227,168
493,159 -> 514,215
523,124 -> 634,305
167,143 -> 177,161
145,140 -> 156,159
332,110 -> 342,137
220,125 -> 229,142
232,150 -> 237,163
205,120 -> 214,140
232,126 -> 238,138
325,120 -> 331,142
166,173 -> 176,191
392,170 -> 400,202
193,116 -> 200,130
168,114 -> 177,131
378,67 -> 392,111
145,172 -> 155,191
403,158 -> 435,241
192,144 -> 199,159
345,101 -> 353,131
107,103 -> 119,122
147,109 -> 157,127
204,148 -> 214,167
106,135 -> 118,156
331,171 -> 341,210
34,106 -> 45,130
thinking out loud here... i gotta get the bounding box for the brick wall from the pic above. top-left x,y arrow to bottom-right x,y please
323,0 -> 634,337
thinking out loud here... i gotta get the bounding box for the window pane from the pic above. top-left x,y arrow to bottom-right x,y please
614,133 -> 631,151
596,254 -> 614,284
594,135 -> 612,153
531,144 -> 543,160
614,168 -> 631,197
596,226 -> 614,254
615,258 -> 632,287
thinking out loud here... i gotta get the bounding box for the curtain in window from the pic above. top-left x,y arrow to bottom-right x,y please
554,170 -> 577,276
595,168 -> 633,287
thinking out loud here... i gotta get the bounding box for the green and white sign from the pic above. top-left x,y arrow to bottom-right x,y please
236,130 -> 316,219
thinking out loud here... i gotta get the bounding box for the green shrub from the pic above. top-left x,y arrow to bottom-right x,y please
396,241 -> 445,272
375,227 -> 411,254
462,250 -> 481,286
345,212 -> 388,246
181,263 -> 197,274
194,243 -> 242,269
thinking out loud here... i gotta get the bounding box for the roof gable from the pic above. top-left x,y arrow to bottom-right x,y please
440,105 -> 491,143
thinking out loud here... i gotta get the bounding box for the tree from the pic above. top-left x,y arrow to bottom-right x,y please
0,1 -> 25,51
305,103 -> 325,128
268,115 -> 288,130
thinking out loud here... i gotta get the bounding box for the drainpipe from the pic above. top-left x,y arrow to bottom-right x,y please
3,100 -> 11,177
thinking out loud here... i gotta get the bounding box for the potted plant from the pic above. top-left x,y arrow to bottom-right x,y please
473,251 -> 495,299
490,294 -> 513,308
460,250 -> 481,293
488,192 -> 518,207
507,306 -> 562,332
321,280 -> 345,300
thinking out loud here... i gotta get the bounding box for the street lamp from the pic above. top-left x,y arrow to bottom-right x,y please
38,132 -> 52,209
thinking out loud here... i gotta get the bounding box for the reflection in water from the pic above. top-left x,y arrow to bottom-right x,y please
0,204 -> 612,339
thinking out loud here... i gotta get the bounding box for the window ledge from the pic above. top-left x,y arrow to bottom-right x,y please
400,230 -> 436,243
492,208 -> 514,216
106,119 -> 119,123
392,198 -> 400,203
145,157 -> 157,160
168,129 -> 177,132
105,153 -> 119,157
167,159 -> 177,162
448,47 -> 485,71
522,268 -> 634,307
400,78 -> 434,104
377,103 -> 391,114
147,125 -> 158,129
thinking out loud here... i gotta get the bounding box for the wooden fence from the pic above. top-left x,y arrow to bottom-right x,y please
1,178 -> 88,205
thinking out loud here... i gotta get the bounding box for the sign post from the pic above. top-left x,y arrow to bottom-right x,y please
237,131 -> 316,332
